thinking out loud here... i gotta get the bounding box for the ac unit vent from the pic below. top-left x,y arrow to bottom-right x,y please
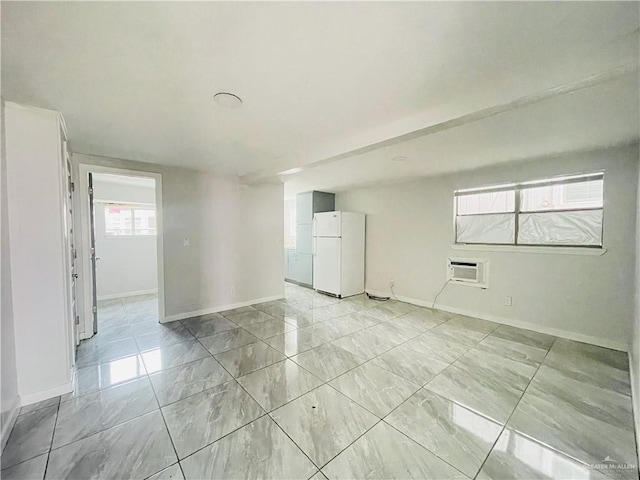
447,258 -> 488,288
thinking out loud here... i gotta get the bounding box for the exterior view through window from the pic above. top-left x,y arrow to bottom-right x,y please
454,172 -> 604,247
104,204 -> 156,236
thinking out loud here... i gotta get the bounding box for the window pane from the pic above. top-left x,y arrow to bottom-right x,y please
457,190 -> 515,215
105,207 -> 132,235
456,213 -> 515,244
520,180 -> 603,212
518,210 -> 602,246
134,208 -> 156,235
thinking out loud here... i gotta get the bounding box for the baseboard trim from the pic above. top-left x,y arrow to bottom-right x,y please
366,289 -> 628,352
97,289 -> 157,301
163,294 -> 285,323
20,378 -> 73,407
1,396 -> 21,452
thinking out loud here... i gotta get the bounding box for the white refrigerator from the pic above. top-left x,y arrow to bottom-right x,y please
313,211 -> 365,298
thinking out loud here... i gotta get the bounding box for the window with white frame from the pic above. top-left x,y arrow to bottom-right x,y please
104,204 -> 156,236
454,172 -> 604,247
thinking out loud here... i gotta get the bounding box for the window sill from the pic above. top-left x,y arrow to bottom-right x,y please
451,244 -> 606,256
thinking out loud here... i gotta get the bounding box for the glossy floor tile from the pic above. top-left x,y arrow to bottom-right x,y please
227,308 -> 289,326
243,317 -> 298,339
424,360 -> 525,425
46,411 -> 176,480
62,354 -> 148,401
237,359 -> 323,411
1,406 -> 58,469
149,356 -> 233,406
6,286 -> 637,479
141,339 -> 210,374
180,416 -> 317,479
0,453 -> 48,480
290,343 -> 366,381
162,381 -> 264,458
323,421 -> 467,480
544,339 -> 631,396
197,327 -> 259,355
370,343 -> 450,385
477,428 -> 612,480
386,389 -> 502,478
181,313 -> 238,338
329,362 -> 421,417
52,377 -> 158,448
329,328 -> 399,360
214,341 -> 286,377
490,324 -> 556,350
271,384 -> 378,467
263,326 -> 333,356
508,392 -> 637,479
147,463 -> 185,480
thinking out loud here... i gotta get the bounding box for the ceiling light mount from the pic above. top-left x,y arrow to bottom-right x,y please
214,92 -> 243,109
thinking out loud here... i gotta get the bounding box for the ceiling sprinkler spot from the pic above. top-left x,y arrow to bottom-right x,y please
214,92 -> 243,109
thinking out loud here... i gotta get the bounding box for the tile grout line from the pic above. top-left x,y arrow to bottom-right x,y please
41,397 -> 62,480
471,336 -> 558,479
144,365 -> 185,479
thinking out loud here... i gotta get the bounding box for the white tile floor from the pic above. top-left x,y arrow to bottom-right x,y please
1,283 -> 637,479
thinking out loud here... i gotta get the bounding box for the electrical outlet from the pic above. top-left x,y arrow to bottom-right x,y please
504,296 -> 512,307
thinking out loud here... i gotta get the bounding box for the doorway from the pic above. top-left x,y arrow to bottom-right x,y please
77,165 -> 165,341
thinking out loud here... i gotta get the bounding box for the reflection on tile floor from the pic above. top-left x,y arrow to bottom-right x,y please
2,285 -> 638,479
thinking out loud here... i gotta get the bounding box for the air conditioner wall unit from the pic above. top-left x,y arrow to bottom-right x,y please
447,257 -> 489,288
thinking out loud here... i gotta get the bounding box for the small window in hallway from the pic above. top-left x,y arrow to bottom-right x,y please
104,204 -> 156,236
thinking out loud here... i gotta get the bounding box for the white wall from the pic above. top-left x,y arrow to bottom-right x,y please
337,144 -> 639,350
73,153 -> 284,321
92,178 -> 157,299
4,103 -> 73,402
632,148 -> 640,461
1,100 -> 20,450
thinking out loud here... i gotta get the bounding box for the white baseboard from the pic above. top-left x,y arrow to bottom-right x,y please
1,395 -> 21,452
366,289 -> 628,352
163,294 -> 285,323
97,289 -> 157,301
20,378 -> 73,407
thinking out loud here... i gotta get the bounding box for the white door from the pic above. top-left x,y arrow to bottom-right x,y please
62,140 -> 78,354
313,237 -> 341,295
314,211 -> 341,237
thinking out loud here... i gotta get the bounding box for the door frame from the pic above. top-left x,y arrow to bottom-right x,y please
77,164 -> 165,339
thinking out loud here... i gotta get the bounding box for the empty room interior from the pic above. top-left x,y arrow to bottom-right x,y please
1,2 -> 640,480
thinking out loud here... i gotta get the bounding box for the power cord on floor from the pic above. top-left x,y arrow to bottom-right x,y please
431,280 -> 451,309
366,292 -> 390,301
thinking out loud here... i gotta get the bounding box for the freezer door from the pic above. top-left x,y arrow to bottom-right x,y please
313,237 -> 341,295
314,211 -> 341,237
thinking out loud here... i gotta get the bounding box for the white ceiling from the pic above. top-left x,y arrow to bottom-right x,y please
2,2 -> 639,192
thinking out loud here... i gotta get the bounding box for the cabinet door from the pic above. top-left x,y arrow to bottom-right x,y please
296,224 -> 313,254
296,192 -> 313,224
285,250 -> 297,281
296,253 -> 313,286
